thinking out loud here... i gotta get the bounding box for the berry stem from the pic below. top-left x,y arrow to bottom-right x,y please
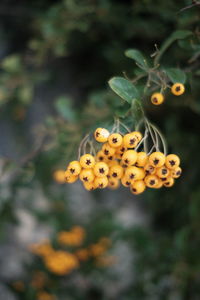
78,134 -> 90,159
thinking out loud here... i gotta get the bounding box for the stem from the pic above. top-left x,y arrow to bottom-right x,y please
78,133 -> 90,159
119,121 -> 131,133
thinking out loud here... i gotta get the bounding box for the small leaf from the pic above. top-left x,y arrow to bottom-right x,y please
125,49 -> 148,69
115,102 -> 131,118
108,77 -> 139,103
154,30 -> 192,65
165,68 -> 186,84
54,96 -> 76,121
131,99 -> 144,124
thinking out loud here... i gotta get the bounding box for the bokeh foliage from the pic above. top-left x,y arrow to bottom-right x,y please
0,0 -> 200,299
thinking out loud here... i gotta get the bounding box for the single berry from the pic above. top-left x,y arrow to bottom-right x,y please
135,152 -> 148,167
171,166 -> 182,178
171,83 -> 185,96
151,93 -> 164,105
65,170 -> 78,183
108,133 -> 123,148
94,128 -> 110,143
149,152 -> 166,168
165,154 -> 180,170
94,176 -> 108,189
163,177 -> 174,188
79,169 -> 94,183
109,164 -> 124,179
93,162 -> 109,177
67,161 -> 82,176
121,150 -> 138,167
156,166 -> 170,179
144,175 -> 159,188
130,180 -> 146,195
80,154 -> 95,169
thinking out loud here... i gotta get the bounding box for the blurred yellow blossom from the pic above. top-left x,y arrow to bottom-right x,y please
57,226 -> 85,247
44,250 -> 79,275
31,271 -> 47,289
29,240 -> 54,257
37,291 -> 56,300
95,255 -> 118,267
53,170 -> 66,184
75,248 -> 89,261
12,281 -> 25,292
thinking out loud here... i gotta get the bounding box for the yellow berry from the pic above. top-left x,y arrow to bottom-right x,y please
83,181 -> 96,191
151,93 -> 164,105
144,175 -> 159,188
79,169 -> 94,183
108,178 -> 120,189
102,143 -> 116,156
96,150 -> 107,162
93,162 -> 109,177
121,150 -> 138,167
154,178 -> 163,189
121,176 -> 131,187
171,166 -> 182,178
108,133 -> 123,148
163,177 -> 174,188
65,171 -> 78,183
131,180 -> 146,195
165,154 -> 180,170
80,154 -> 95,169
116,144 -> 127,154
125,166 -> 143,181
156,166 -> 170,179
171,83 -> 185,96
144,163 -> 156,175
67,161 -> 81,176
94,128 -> 110,143
107,160 -> 119,167
148,152 -> 166,168
136,152 -> 148,167
123,133 -> 139,148
109,164 -> 124,179
94,176 -> 108,189
131,131 -> 143,142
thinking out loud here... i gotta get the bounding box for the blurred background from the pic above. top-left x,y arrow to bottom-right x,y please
0,0 -> 200,299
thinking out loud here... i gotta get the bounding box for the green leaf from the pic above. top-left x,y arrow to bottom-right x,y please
54,96 -> 76,121
108,77 -> 139,103
125,49 -> 148,69
165,68 -> 186,84
154,30 -> 192,65
131,99 -> 144,124
115,102 -> 131,118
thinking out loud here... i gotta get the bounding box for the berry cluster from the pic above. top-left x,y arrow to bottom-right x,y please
151,82 -> 185,105
65,124 -> 182,195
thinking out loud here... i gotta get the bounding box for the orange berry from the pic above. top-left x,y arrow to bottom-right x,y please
102,143 -> 116,156
93,162 -> 109,177
144,175 -> 159,188
94,128 -> 110,143
79,169 -> 94,183
171,83 -> 185,96
131,180 -> 146,195
65,171 -> 78,183
151,93 -> 164,105
148,152 -> 166,168
108,133 -> 123,148
67,161 -> 81,176
80,154 -> 95,169
165,154 -> 180,170
136,152 -> 148,167
94,176 -> 108,189
109,164 -> 124,179
121,150 -> 138,167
